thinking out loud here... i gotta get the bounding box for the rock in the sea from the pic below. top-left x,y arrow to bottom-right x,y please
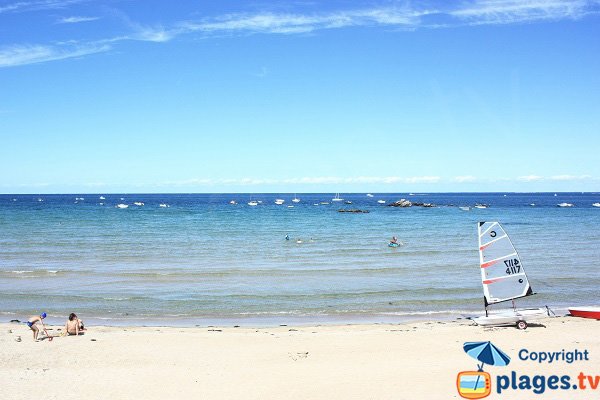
387,199 -> 412,207
387,199 -> 435,208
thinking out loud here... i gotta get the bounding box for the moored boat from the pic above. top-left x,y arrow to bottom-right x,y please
568,306 -> 600,320
557,202 -> 573,207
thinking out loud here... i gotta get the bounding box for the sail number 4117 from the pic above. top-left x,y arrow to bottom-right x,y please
504,258 -> 521,274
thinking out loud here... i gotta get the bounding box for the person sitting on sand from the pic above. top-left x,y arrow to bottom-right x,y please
65,313 -> 85,335
27,312 -> 47,341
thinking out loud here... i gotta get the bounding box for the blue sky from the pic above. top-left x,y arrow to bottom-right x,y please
1,0 -> 599,193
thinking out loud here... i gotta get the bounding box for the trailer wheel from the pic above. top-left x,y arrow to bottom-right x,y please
516,321 -> 528,330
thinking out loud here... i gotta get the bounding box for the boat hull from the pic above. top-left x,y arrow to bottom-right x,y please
568,307 -> 600,320
473,308 -> 548,327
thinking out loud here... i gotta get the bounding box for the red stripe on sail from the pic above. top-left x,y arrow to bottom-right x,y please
480,260 -> 498,268
483,278 -> 501,284
479,243 -> 492,251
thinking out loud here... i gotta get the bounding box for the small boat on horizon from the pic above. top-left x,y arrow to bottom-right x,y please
459,206 -> 471,211
275,199 -> 285,205
292,194 -> 300,203
592,203 -> 600,208
159,203 -> 169,208
248,201 -> 258,206
366,193 -> 374,197
377,200 -> 386,204
229,200 -> 237,205
474,204 -> 488,209
116,204 -> 128,209
332,193 -> 344,202
557,202 -> 573,207
133,202 -> 144,206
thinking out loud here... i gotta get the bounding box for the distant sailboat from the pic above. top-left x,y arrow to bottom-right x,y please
292,194 -> 300,203
332,193 -> 344,202
377,200 -> 386,204
275,199 -> 285,205
473,222 -> 548,329
366,193 -> 374,197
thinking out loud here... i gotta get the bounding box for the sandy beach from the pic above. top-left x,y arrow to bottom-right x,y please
1,316 -> 598,399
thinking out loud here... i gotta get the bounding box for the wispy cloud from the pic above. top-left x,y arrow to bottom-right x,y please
155,176 -> 442,187
0,43 -> 110,68
517,174 -> 543,182
550,174 -> 593,181
0,0 -> 86,14
57,15 -> 99,24
452,175 -> 478,183
516,174 -> 594,182
449,0 -> 598,25
3,0 -> 600,68
179,6 -> 424,35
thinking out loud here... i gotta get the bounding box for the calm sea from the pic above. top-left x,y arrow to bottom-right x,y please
1,193 -> 599,326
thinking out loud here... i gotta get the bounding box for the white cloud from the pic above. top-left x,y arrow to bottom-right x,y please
154,176 -> 442,187
0,0 -> 86,14
3,0 -> 600,68
179,7 -> 424,36
130,25 -> 177,43
449,0 -> 597,25
452,175 -> 478,183
517,175 -> 544,182
0,43 -> 110,67
57,16 -> 99,24
550,174 -> 592,181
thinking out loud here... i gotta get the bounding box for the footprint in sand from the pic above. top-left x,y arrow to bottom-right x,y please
288,352 -> 309,361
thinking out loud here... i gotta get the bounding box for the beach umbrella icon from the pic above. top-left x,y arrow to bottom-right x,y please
463,341 -> 511,370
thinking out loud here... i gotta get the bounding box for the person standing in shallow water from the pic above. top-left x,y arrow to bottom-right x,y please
27,312 -> 47,341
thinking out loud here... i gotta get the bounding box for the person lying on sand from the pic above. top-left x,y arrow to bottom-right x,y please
27,312 -> 47,341
65,313 -> 85,335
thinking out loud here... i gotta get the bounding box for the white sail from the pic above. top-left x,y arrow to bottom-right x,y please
478,222 -> 533,307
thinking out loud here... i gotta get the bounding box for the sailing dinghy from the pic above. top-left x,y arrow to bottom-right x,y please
473,221 -> 548,329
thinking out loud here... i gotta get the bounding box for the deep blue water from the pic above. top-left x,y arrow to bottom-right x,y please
1,192 -> 599,326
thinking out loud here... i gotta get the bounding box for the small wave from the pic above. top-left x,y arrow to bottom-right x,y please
10,270 -> 33,274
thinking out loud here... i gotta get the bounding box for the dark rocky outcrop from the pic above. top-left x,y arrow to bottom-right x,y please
387,199 -> 435,208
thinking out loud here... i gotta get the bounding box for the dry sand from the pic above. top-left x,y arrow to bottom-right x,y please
1,316 -> 598,399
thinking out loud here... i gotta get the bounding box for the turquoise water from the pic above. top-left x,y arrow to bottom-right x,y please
1,193 -> 599,326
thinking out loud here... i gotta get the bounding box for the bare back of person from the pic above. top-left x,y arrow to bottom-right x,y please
66,319 -> 80,335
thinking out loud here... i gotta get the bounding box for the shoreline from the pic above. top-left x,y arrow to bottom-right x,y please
2,307 -> 572,329
2,316 -> 598,399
